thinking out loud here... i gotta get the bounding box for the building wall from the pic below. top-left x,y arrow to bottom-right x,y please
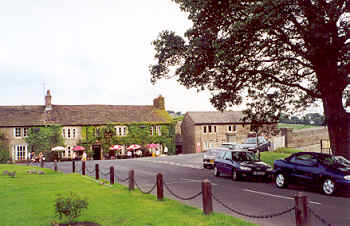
1,127 -> 29,160
281,127 -> 329,148
181,114 -> 196,154
194,124 -> 251,152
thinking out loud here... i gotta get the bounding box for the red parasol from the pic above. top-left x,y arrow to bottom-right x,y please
72,146 -> 85,151
127,144 -> 141,150
109,144 -> 123,150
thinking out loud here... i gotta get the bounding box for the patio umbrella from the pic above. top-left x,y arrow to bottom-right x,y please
109,144 -> 122,150
72,146 -> 85,151
127,144 -> 141,150
146,143 -> 159,149
52,146 -> 65,151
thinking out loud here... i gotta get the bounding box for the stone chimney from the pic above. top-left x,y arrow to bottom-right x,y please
45,90 -> 52,111
153,95 -> 165,110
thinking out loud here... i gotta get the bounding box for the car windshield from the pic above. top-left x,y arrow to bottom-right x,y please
320,155 -> 350,166
232,151 -> 257,162
206,150 -> 219,156
221,143 -> 238,149
245,137 -> 260,144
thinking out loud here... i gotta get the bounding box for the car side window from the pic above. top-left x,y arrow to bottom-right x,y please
291,154 -> 317,166
218,151 -> 226,159
224,151 -> 232,160
232,152 -> 239,161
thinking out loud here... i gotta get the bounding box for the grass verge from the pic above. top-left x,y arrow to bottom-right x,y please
260,148 -> 300,166
0,164 -> 256,226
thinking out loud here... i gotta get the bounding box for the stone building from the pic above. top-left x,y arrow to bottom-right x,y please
181,111 -> 253,154
0,91 -> 171,161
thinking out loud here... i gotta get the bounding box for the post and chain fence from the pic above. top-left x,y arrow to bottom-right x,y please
134,179 -> 157,194
163,182 -> 202,201
41,162 -> 334,226
211,193 -> 296,219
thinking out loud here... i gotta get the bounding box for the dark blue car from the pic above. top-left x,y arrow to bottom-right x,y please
214,149 -> 273,181
273,152 -> 350,195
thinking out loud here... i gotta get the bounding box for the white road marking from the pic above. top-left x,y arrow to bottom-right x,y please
183,178 -> 218,185
243,189 -> 322,205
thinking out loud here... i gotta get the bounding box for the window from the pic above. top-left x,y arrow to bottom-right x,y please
228,125 -> 232,132
73,129 -> 76,139
214,126 -> 217,133
62,129 -> 65,137
208,125 -> 212,133
15,128 -> 21,137
23,128 -> 28,137
228,125 -> 236,132
203,126 -> 207,134
68,146 -> 71,158
115,126 -> 128,136
67,129 -> 71,139
156,126 -> 161,136
15,145 -> 27,160
62,127 -> 78,139
150,126 -> 154,136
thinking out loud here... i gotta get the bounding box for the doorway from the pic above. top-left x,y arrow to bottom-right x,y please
92,144 -> 101,160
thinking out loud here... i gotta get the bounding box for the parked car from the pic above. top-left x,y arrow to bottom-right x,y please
214,149 -> 273,181
273,152 -> 350,195
240,136 -> 270,152
203,147 -> 227,168
220,142 -> 240,150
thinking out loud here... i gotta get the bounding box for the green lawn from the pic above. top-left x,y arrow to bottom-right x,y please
278,123 -> 322,130
260,148 -> 300,166
0,164 -> 256,226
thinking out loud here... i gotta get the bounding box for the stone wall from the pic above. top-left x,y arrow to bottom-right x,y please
281,127 -> 329,148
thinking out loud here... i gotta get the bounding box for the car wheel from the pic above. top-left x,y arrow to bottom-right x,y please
275,173 -> 287,188
232,169 -> 239,181
214,166 -> 220,177
322,179 -> 335,195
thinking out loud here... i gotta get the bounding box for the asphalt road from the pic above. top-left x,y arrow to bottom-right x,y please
43,154 -> 350,226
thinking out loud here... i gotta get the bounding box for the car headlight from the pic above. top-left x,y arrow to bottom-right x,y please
344,175 -> 350,180
239,166 -> 252,171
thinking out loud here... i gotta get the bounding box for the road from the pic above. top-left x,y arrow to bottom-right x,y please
43,154 -> 350,226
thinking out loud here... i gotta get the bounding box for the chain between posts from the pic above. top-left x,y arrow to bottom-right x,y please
134,180 -> 157,194
212,193 -> 295,219
163,182 -> 202,200
309,208 -> 332,226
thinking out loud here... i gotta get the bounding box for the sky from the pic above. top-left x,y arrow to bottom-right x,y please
0,0 -> 220,113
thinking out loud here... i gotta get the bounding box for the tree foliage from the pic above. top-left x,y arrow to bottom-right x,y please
25,125 -> 65,155
0,131 -> 9,163
150,0 -> 350,156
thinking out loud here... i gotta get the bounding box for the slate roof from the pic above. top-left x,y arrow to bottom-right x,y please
186,111 -> 245,124
0,105 -> 170,127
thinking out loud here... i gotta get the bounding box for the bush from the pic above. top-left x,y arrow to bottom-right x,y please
55,192 -> 88,223
0,148 -> 10,163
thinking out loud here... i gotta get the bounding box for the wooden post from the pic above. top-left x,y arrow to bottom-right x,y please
110,166 -> 114,185
202,179 -> 213,215
157,173 -> 164,201
295,193 -> 310,226
54,160 -> 57,171
95,164 -> 99,180
82,161 -> 86,175
72,161 -> 75,173
129,170 -> 134,191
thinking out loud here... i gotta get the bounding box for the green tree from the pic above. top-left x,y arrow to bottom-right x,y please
150,0 -> 350,157
0,131 -> 9,163
25,125 -> 65,155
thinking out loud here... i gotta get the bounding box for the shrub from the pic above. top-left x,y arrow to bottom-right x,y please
55,192 -> 88,223
0,148 -> 10,163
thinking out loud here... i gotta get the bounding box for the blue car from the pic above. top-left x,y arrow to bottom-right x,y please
273,152 -> 350,195
214,149 -> 273,181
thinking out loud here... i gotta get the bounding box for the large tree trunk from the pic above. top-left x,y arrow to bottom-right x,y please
322,88 -> 350,159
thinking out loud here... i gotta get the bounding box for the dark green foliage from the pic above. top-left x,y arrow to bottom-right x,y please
55,192 -> 88,223
0,132 -> 9,163
151,0 -> 350,156
25,125 -> 64,155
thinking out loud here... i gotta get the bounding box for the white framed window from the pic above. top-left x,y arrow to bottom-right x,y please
115,126 -> 128,136
228,125 -> 237,132
156,126 -> 161,136
203,126 -> 207,134
23,128 -> 28,137
208,125 -> 212,133
62,127 -> 78,139
14,128 -> 21,137
150,126 -> 154,136
14,145 -> 27,160
68,146 -> 71,158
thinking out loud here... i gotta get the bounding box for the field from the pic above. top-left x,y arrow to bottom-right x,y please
278,123 -> 322,130
260,148 -> 300,166
0,164 -> 255,226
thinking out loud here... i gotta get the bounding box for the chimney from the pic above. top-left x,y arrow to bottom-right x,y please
45,90 -> 52,111
153,95 -> 165,110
